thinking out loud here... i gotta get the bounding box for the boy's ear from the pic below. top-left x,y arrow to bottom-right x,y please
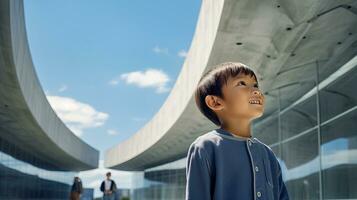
205,95 -> 224,111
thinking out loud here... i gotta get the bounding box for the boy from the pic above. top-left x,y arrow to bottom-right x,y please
185,62 -> 289,200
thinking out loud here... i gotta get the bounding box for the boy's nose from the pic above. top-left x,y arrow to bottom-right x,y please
252,90 -> 262,96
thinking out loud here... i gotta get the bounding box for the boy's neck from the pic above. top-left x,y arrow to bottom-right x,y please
220,119 -> 252,138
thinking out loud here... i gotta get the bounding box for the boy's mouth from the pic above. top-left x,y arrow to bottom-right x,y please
249,99 -> 262,105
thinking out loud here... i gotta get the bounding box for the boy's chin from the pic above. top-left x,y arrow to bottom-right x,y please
251,111 -> 264,119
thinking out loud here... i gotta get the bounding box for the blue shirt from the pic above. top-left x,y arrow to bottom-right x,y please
185,128 -> 290,200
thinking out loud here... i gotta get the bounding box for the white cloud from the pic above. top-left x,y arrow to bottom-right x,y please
46,96 -> 109,136
107,129 -> 119,136
177,49 -> 188,58
110,68 -> 170,93
153,45 -> 169,55
58,84 -> 68,92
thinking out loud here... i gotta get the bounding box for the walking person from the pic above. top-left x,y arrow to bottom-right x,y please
70,177 -> 83,200
100,172 -> 117,200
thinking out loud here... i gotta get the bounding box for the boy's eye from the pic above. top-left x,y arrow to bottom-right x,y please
236,81 -> 259,88
237,81 -> 246,86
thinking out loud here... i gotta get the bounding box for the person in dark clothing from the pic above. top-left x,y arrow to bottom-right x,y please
100,172 -> 117,200
70,177 -> 83,200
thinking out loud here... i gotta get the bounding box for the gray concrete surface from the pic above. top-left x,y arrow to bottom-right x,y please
0,0 -> 99,171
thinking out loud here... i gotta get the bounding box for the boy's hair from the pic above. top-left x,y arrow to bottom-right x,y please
195,62 -> 258,126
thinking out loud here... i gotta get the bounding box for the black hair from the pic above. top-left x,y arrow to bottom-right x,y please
194,62 -> 258,126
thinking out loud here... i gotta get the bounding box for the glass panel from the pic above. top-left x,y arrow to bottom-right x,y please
280,95 -> 317,140
319,66 -> 357,123
321,109 -> 357,199
281,129 -> 320,199
274,62 -> 317,111
253,112 -> 279,146
0,137 -> 75,199
131,158 -> 186,200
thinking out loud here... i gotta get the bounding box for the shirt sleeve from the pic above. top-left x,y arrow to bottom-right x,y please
79,182 -> 83,193
100,181 -> 104,192
277,163 -> 290,200
185,142 -> 212,200
112,180 -> 117,191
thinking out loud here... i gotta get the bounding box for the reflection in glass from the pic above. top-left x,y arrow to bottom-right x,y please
252,56 -> 357,199
253,113 -> 279,145
319,67 -> 357,123
0,137 -> 75,199
280,129 -> 320,199
321,109 -> 357,199
280,95 -> 317,140
131,158 -> 186,200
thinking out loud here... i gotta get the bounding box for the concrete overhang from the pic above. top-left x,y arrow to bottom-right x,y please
0,0 -> 99,171
105,0 -> 357,171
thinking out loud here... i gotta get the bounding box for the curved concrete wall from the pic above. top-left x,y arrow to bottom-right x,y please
104,0 -> 357,170
0,0 -> 99,171
104,0 -> 225,170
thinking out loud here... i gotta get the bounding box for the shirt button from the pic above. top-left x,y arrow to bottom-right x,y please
257,191 -> 261,197
255,166 -> 259,172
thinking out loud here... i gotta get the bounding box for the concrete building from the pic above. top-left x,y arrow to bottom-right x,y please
105,0 -> 357,199
0,0 -> 99,199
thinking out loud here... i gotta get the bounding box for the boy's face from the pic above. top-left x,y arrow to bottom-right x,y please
208,73 -> 265,122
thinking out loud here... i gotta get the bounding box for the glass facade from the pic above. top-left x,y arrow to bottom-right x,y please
128,56 -> 357,200
130,158 -> 186,200
0,137 -> 77,199
253,56 -> 357,199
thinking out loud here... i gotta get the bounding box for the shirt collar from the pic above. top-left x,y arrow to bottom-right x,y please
215,128 -> 256,142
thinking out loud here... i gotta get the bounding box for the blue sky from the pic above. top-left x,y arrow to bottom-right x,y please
24,0 -> 201,157
24,1 -> 201,196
